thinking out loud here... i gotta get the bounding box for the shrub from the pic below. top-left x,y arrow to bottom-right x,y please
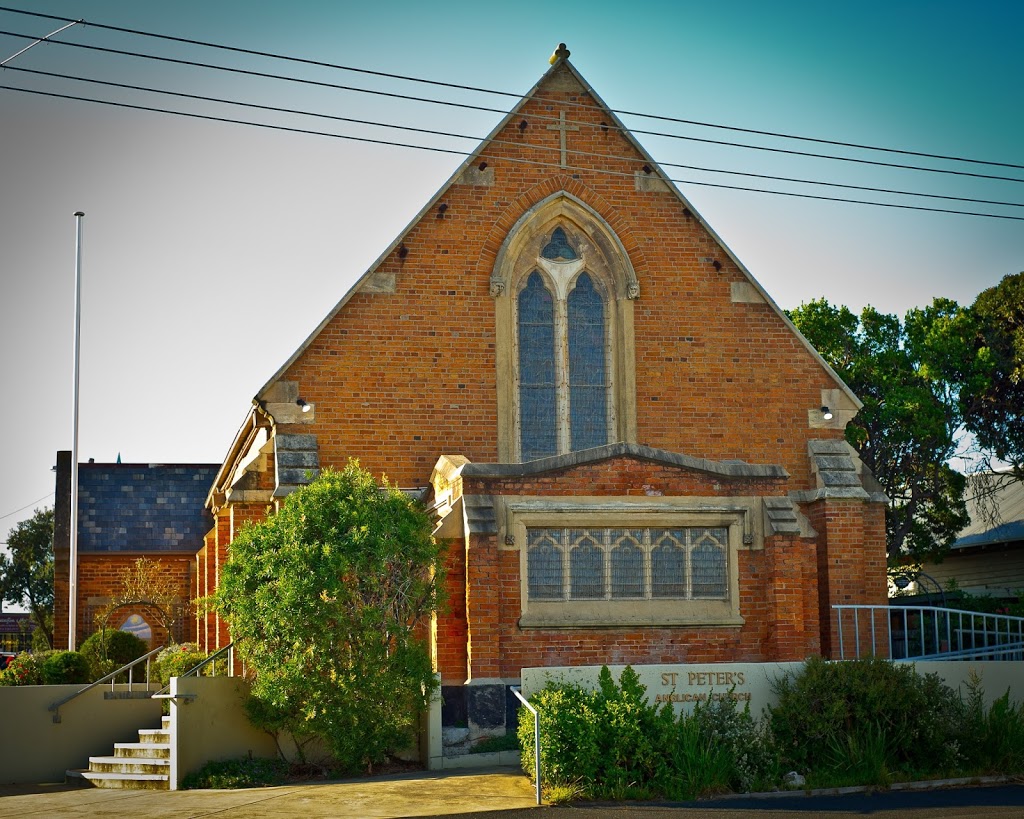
41,650 -> 92,685
215,463 -> 444,774
155,643 -> 210,686
519,666 -> 770,801
591,666 -> 673,798
79,629 -> 148,681
687,694 -> 779,794
519,680 -> 601,792
769,656 -> 965,781
180,755 -> 288,789
0,651 -> 54,686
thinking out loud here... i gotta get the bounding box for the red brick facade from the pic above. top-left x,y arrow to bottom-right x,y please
200,58 -> 888,693
55,57 -> 887,729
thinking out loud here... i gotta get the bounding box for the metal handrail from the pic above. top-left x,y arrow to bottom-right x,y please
151,642 -> 234,699
49,644 -> 165,723
511,686 -> 542,806
834,604 -> 1024,661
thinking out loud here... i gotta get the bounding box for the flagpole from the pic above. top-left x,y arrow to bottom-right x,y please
69,211 -> 84,651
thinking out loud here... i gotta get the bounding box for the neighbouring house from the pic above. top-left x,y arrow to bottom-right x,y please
187,47 -> 888,740
920,476 -> 1024,602
0,611 -> 35,653
52,452 -> 218,648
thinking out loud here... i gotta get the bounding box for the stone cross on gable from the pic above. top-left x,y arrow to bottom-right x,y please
546,110 -> 579,168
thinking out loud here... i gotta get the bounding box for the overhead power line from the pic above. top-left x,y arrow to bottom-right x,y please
3,5 -> 1023,172
6,64 -> 1023,211
0,493 -> 54,524
1,24 -> 1023,186
2,83 -> 1022,223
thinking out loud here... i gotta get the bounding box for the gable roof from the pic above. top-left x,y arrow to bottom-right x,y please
253,48 -> 860,411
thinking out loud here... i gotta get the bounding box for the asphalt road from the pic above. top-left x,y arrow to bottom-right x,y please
423,783 -> 1024,819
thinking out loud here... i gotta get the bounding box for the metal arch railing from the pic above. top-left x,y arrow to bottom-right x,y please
834,605 -> 1024,661
49,644 -> 165,723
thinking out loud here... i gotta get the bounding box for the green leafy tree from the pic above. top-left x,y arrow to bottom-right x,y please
789,300 -> 968,562
1,507 -> 55,648
215,461 -> 445,773
961,272 -> 1024,481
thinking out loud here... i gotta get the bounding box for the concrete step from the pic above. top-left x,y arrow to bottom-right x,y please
113,742 -> 170,759
87,755 -> 170,775
66,769 -> 169,790
138,729 -> 170,743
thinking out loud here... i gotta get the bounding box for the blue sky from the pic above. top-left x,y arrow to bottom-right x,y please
1,1 -> 1021,596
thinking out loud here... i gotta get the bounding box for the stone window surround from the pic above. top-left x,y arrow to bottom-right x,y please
492,192 -> 638,463
501,496 -> 757,629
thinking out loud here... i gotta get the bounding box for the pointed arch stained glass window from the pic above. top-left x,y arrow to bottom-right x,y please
568,273 -> 607,451
518,272 -> 557,461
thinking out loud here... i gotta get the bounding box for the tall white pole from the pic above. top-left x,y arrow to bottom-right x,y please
69,211 -> 84,651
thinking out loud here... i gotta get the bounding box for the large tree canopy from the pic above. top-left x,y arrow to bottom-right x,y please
961,272 -> 1024,481
1,507 -> 55,648
215,461 -> 444,773
790,300 -> 969,562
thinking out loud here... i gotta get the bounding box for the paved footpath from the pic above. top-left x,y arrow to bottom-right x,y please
0,767 -> 539,819
2,770 -> 1023,819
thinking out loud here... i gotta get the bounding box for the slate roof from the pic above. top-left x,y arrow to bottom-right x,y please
77,463 -> 219,552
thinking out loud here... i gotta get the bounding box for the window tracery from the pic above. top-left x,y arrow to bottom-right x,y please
492,192 -> 639,463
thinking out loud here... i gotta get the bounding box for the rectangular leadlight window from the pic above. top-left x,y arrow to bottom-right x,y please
526,526 -> 728,601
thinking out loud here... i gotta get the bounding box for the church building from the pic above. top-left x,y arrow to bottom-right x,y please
194,46 -> 888,741
53,46 -> 888,746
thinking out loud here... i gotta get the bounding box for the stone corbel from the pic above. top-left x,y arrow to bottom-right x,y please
489,277 -> 505,297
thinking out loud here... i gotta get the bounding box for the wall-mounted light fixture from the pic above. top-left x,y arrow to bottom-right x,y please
296,399 -> 312,413
821,406 -> 833,421
437,203 -> 448,218
642,163 -> 653,174
519,119 -> 529,131
478,161 -> 488,171
712,259 -> 722,272
398,244 -> 408,259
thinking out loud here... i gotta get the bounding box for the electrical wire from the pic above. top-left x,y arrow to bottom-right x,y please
0,493 -> 54,523
3,5 -> 1023,172
1,24 -> 1022,185
6,64 -> 1022,211
2,83 -> 1022,222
